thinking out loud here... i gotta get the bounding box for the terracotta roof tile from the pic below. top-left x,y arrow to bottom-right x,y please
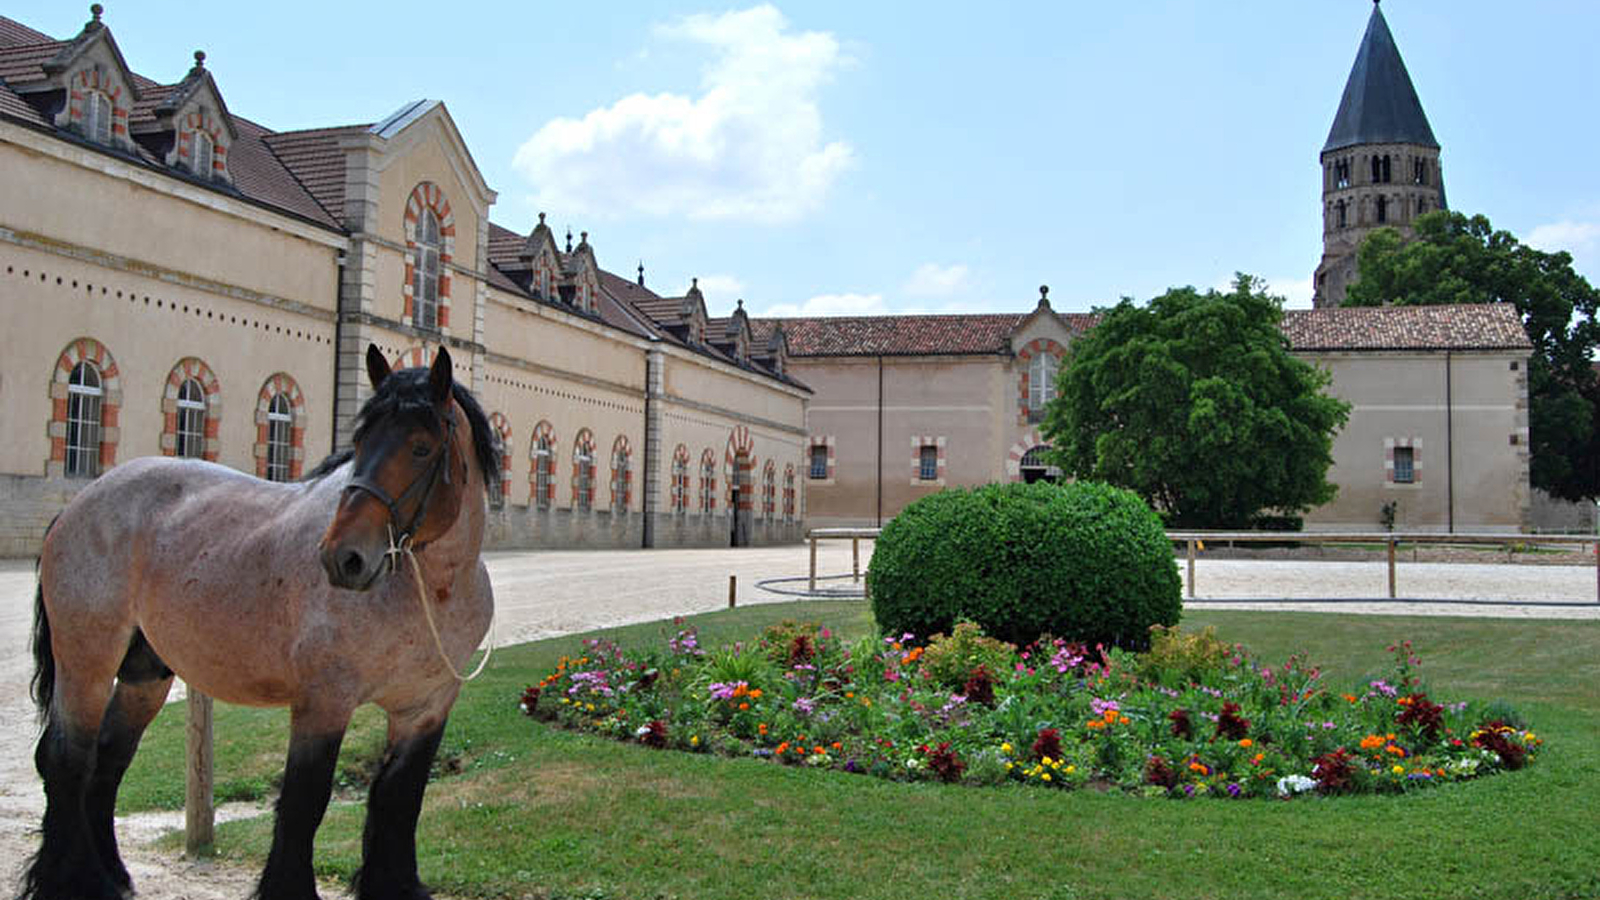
0,82 -> 45,124
1281,305 -> 1531,351
0,15 -> 53,49
228,116 -> 342,229
259,124 -> 368,224
631,294 -> 688,327
485,221 -> 525,267
762,314 -> 1027,356
0,42 -> 59,84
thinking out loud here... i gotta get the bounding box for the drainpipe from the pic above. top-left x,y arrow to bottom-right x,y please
642,341 -> 663,548
1446,351 -> 1454,533
876,355 -> 884,527
331,248 -> 347,455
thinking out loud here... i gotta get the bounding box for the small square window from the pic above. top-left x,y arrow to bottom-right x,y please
1393,446 -> 1415,484
918,445 -> 938,481
809,444 -> 828,480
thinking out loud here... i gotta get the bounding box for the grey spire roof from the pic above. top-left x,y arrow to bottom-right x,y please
1323,3 -> 1437,153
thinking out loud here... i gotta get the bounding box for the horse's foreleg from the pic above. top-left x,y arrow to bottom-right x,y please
254,708 -> 350,900
86,673 -> 173,892
352,709 -> 452,900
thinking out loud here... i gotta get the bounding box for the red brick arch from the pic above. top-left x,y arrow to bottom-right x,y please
610,434 -> 633,512
783,463 -> 796,522
699,448 -> 718,513
1016,338 -> 1067,424
161,357 -> 221,462
254,373 -> 306,480
175,108 -> 230,180
670,443 -> 691,513
761,459 -> 777,520
724,424 -> 754,514
403,182 -> 456,331
390,344 -> 431,370
66,66 -> 130,144
529,420 -> 557,505
571,428 -> 597,510
48,337 -> 122,477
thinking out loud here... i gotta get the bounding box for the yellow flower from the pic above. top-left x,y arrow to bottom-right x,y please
561,698 -> 571,705
1001,742 -> 1013,754
1005,762 -> 1014,771
1042,773 -> 1052,782
690,735 -> 700,747
1391,764 -> 1404,775
1065,765 -> 1075,774
1051,760 -> 1061,769
585,703 -> 595,712
1041,756 -> 1053,766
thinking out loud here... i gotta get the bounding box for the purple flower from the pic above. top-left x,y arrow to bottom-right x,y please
707,680 -> 747,701
792,696 -> 816,715
1090,698 -> 1121,717
1226,782 -> 1242,797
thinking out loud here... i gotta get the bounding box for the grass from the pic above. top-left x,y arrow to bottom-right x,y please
120,604 -> 1600,900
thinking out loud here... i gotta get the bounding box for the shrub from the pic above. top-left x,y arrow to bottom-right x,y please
920,621 -> 1018,690
868,481 -> 1181,650
1140,625 -> 1235,687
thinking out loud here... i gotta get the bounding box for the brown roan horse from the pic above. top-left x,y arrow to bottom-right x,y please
23,345 -> 499,900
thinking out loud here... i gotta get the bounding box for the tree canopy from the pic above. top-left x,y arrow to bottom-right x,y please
1042,275 -> 1351,529
1346,211 -> 1600,502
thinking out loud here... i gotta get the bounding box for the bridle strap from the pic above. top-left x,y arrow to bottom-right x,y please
343,412 -> 457,561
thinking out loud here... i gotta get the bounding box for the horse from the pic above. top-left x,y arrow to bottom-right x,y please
22,344 -> 499,900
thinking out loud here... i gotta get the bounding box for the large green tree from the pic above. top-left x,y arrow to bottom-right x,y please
1346,211 -> 1600,502
1043,275 -> 1351,528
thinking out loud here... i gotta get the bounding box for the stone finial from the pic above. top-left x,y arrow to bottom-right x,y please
565,227 -> 572,253
637,261 -> 645,287
88,4 -> 104,28
1038,285 -> 1051,308
691,277 -> 699,290
193,50 -> 206,69
537,211 -> 546,225
580,231 -> 588,246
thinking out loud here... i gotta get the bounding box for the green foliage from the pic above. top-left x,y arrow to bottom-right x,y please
1043,274 -> 1352,528
1347,211 -> 1600,502
758,619 -> 825,668
920,622 -> 1019,690
867,480 -> 1181,650
1138,624 -> 1236,687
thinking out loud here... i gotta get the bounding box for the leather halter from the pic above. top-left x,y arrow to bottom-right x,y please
343,409 -> 457,560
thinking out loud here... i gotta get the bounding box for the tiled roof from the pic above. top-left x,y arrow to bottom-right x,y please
0,42 -> 60,84
485,221 -> 526,268
1324,4 -> 1437,152
0,83 -> 44,124
229,117 -> 342,229
762,313 -> 1038,357
1281,305 -> 1531,351
631,294 -> 687,327
259,125 -> 368,224
0,15 -> 53,49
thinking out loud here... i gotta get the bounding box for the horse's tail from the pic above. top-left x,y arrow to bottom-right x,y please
30,516 -> 58,724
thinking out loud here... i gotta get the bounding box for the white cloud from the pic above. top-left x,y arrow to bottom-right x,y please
693,274 -> 746,314
1527,220 -> 1600,275
758,292 -> 886,318
1265,275 -> 1314,310
512,5 -> 853,224
903,263 -> 971,298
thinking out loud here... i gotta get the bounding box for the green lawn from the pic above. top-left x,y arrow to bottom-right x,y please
121,605 -> 1600,900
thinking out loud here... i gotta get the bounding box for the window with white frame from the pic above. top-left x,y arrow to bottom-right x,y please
809,443 -> 828,479
783,467 -> 796,522
918,444 -> 939,481
576,447 -> 594,511
175,378 -> 206,459
65,361 -> 103,478
1029,353 -> 1057,419
192,131 -> 214,177
413,209 -> 441,330
265,393 -> 293,482
700,453 -> 716,513
534,436 -> 553,510
84,90 -> 112,145
612,448 -> 630,514
672,453 -> 688,514
1393,446 -> 1415,484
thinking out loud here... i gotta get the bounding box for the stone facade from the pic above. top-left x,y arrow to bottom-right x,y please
0,10 -> 807,557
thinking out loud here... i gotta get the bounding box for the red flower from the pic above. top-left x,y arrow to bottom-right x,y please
1168,708 -> 1193,740
1145,755 -> 1178,788
963,665 -> 997,707
1214,702 -> 1250,741
1032,727 -> 1063,762
926,742 -> 965,783
1310,747 -> 1356,794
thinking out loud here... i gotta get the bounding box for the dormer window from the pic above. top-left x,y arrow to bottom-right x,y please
192,131 -> 213,177
84,90 -> 112,145
414,209 -> 441,330
1028,352 -> 1057,420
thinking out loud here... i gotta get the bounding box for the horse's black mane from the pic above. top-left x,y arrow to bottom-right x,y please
304,370 -> 500,493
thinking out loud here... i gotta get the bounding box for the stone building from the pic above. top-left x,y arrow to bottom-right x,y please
771,292 -> 1533,533
0,8 -> 808,557
1313,1 -> 1447,308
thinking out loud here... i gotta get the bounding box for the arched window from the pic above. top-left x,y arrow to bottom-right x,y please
1028,352 -> 1057,418
610,436 -> 632,514
761,461 -> 777,519
1376,195 -> 1388,224
65,361 -> 103,478
1381,155 -> 1392,183
175,378 -> 207,459
671,445 -> 689,514
534,433 -> 554,510
699,449 -> 717,513
414,209 -> 441,330
487,412 -> 512,509
1336,199 -> 1347,228
84,90 -> 112,145
572,430 -> 596,511
265,394 -> 293,482
1019,445 -> 1062,485
192,131 -> 214,177
783,465 -> 796,522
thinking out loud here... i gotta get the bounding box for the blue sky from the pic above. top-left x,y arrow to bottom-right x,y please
14,1 -> 1599,317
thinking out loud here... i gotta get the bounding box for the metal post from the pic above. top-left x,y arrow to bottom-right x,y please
728,575 -> 737,609
185,690 -> 214,856
1186,539 -> 1196,599
1387,537 -> 1397,599
1594,540 -> 1598,604
808,534 -> 817,594
852,536 -> 860,583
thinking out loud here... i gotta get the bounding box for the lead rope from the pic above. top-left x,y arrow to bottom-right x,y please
388,524 -> 496,682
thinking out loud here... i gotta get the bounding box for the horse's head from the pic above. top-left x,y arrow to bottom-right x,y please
318,345 -> 471,590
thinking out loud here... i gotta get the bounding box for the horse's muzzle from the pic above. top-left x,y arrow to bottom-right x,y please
319,539 -> 383,591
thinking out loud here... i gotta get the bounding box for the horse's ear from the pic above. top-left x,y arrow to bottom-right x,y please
429,346 -> 453,403
366,344 -> 391,391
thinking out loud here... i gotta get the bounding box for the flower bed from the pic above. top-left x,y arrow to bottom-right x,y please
517,620 -> 1541,799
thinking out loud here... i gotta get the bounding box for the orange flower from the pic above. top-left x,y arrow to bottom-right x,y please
813,745 -> 825,755
738,702 -> 749,711
1342,693 -> 1358,703
776,742 -> 789,754
1238,738 -> 1253,749
749,688 -> 763,699
758,723 -> 769,735
831,741 -> 842,750
845,692 -> 855,699
1085,719 -> 1106,730
1251,752 -> 1265,765
1359,734 -> 1385,751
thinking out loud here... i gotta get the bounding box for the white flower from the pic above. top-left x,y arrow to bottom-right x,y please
635,725 -> 652,738
1275,774 -> 1317,797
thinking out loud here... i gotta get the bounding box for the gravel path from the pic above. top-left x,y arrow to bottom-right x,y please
1,545 -> 1595,898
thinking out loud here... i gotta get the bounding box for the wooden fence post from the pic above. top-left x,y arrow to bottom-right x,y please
728,574 -> 737,608
1387,537 -> 1397,599
808,533 -> 817,594
851,536 -> 860,584
185,689 -> 214,856
1186,539 -> 1196,599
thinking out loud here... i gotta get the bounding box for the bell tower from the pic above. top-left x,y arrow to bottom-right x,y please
1313,0 -> 1447,307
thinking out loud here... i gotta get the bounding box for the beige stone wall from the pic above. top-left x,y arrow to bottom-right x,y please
1302,349 -> 1530,531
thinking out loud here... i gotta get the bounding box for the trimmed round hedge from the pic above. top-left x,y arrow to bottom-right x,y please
868,481 -> 1181,651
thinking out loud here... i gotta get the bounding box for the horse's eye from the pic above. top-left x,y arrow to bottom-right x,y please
411,442 -> 432,458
